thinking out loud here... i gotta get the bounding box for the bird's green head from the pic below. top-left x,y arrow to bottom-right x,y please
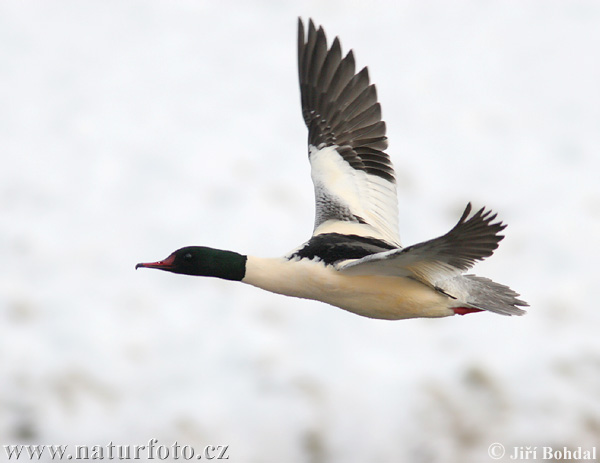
136,246 -> 246,281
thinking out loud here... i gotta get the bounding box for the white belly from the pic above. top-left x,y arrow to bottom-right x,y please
243,256 -> 454,320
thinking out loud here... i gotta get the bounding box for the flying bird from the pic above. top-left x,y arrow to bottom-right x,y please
136,18 -> 527,319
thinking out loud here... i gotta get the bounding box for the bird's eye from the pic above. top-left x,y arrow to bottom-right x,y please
183,253 -> 193,262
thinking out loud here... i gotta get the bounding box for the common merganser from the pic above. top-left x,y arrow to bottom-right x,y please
136,18 -> 528,319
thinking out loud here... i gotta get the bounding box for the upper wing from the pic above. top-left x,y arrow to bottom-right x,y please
298,18 -> 400,246
336,204 -> 507,284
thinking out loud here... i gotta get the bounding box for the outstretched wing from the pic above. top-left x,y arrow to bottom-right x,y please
298,18 -> 400,246
337,204 -> 507,284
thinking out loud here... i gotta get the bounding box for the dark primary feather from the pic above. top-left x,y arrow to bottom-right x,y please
337,203 -> 506,279
298,18 -> 395,183
401,203 -> 506,272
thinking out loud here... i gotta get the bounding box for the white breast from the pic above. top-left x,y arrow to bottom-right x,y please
242,256 -> 453,319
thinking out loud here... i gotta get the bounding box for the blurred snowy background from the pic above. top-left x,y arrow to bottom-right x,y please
1,1 -> 599,462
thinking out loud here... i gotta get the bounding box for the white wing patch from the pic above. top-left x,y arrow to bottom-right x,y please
310,144 -> 401,246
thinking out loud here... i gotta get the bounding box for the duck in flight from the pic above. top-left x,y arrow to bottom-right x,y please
137,18 -> 527,319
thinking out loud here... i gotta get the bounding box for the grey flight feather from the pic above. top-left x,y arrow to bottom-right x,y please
297,18 -> 395,183
401,202 -> 506,273
337,203 -> 505,282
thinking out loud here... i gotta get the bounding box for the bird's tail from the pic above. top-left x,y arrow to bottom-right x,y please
457,274 -> 528,315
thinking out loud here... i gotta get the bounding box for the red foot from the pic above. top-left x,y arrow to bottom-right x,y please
453,307 -> 484,316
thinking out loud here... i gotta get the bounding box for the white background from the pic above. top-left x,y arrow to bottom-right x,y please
1,1 -> 599,462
